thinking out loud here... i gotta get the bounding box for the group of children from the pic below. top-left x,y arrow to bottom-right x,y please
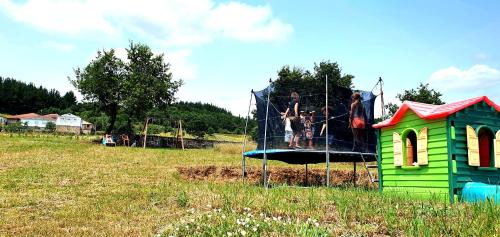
283,110 -> 316,149
281,91 -> 366,151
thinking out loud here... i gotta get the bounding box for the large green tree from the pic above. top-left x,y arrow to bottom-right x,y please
123,42 -> 182,131
71,49 -> 126,134
385,83 -> 445,117
71,42 -> 182,134
272,61 -> 355,109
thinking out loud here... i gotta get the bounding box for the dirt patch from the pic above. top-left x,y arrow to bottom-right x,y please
176,166 -> 378,188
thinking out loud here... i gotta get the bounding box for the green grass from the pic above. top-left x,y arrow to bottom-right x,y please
0,135 -> 499,236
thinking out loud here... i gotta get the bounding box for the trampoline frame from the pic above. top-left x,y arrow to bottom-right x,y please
241,77 -> 384,188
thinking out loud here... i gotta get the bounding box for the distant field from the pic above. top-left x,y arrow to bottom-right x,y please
0,135 -> 498,236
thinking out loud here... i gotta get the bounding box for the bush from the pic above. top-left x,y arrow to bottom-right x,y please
3,122 -> 23,133
45,122 -> 56,133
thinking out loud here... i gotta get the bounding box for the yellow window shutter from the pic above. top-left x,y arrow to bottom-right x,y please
466,125 -> 480,166
417,127 -> 429,165
393,132 -> 403,167
495,131 -> 500,168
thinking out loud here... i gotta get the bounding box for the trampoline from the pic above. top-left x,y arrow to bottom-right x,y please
244,149 -> 377,165
241,77 -> 385,187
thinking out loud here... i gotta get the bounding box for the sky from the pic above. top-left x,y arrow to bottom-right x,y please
1,0 -> 500,117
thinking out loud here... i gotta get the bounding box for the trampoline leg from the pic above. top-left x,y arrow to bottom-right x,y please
353,162 -> 357,187
305,163 -> 308,186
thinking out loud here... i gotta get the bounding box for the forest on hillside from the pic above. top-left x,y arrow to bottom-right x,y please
0,77 -> 254,136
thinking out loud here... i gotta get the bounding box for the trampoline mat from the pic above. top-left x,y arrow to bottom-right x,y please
243,149 -> 377,164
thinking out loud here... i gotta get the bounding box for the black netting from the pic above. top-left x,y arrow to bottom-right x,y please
254,82 -> 377,153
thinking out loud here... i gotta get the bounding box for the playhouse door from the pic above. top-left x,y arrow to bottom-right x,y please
479,132 -> 491,167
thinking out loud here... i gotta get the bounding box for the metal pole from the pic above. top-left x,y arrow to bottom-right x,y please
353,161 -> 357,187
143,117 -> 149,149
179,120 -> 184,150
242,90 -> 253,180
379,77 -> 385,118
325,75 -> 330,187
262,79 -> 272,188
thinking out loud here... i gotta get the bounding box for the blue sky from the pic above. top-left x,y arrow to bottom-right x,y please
1,0 -> 500,117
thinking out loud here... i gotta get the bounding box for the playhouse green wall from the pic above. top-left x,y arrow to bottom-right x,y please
448,102 -> 500,200
379,110 -> 450,199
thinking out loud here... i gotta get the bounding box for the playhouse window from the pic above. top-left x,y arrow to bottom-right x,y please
478,127 -> 494,167
405,131 -> 418,166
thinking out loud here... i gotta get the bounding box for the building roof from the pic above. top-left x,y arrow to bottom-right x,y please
373,96 -> 500,129
82,120 -> 92,125
7,113 -> 59,121
42,113 -> 59,121
8,113 -> 41,119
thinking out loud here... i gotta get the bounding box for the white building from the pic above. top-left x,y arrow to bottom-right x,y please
7,113 -> 58,128
56,113 -> 83,134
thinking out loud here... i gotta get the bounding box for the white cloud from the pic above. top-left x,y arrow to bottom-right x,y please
0,0 -> 293,46
167,49 -> 197,80
42,41 -> 75,52
428,65 -> 500,92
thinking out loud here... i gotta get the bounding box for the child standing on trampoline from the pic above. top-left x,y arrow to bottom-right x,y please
349,92 -> 366,152
282,91 -> 301,149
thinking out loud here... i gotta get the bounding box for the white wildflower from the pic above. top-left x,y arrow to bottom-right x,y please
227,232 -> 233,236
253,227 -> 257,232
207,204 -> 212,208
240,230 -> 246,236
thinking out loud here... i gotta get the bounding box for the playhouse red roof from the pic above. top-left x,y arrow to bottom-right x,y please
373,96 -> 500,129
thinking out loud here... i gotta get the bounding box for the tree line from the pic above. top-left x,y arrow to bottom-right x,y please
0,77 -> 77,115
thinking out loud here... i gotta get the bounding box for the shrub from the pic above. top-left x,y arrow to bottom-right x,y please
45,122 -> 56,133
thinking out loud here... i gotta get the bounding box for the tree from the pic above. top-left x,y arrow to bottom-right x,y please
71,42 -> 182,134
122,42 -> 182,131
0,77 -> 77,114
71,49 -> 126,134
385,83 -> 445,117
313,61 -> 354,88
61,91 -> 77,109
45,122 -> 56,133
272,61 -> 355,109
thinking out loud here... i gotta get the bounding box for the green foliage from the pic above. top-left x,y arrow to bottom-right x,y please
162,101 -> 255,137
385,83 -> 445,117
2,122 -> 23,133
0,77 -> 77,114
396,83 -> 444,105
177,191 -> 189,208
123,42 -> 182,122
45,122 -> 56,132
71,49 -> 126,134
71,42 -> 182,134
273,61 -> 354,108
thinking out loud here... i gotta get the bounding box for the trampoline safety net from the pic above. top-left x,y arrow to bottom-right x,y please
253,80 -> 377,154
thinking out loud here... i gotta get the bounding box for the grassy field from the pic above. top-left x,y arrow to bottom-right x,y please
0,135 -> 499,236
